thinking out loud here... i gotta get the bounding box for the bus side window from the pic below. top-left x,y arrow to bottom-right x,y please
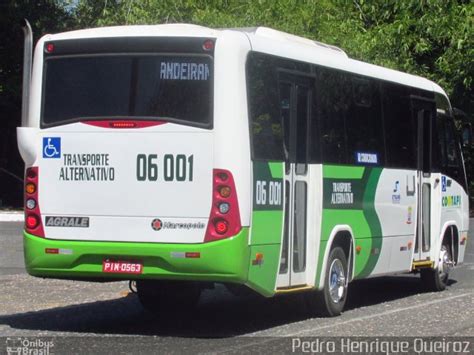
346,76 -> 384,165
443,118 -> 467,190
445,119 -> 459,167
435,114 -> 447,171
279,82 -> 292,161
382,83 -> 416,169
317,68 -> 349,164
247,53 -> 285,161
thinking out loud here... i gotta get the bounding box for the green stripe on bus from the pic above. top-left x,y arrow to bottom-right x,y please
269,162 -> 284,179
249,161 -> 284,296
323,165 -> 365,179
23,229 -> 250,283
251,211 -> 283,245
246,244 -> 281,297
357,167 -> 383,278
316,209 -> 371,286
317,166 -> 383,285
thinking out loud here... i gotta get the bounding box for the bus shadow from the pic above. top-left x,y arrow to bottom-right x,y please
346,275 -> 426,310
345,275 -> 458,311
0,276 -> 458,337
0,290 -> 308,337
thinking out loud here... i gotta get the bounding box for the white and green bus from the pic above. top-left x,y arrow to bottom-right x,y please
18,23 -> 469,316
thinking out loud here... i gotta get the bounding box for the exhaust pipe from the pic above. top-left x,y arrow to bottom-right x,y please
21,19 -> 33,127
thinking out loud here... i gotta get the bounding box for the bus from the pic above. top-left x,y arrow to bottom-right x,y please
18,23 -> 469,316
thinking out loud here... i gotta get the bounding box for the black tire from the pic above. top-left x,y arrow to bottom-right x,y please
136,280 -> 201,314
306,246 -> 348,317
420,244 -> 451,292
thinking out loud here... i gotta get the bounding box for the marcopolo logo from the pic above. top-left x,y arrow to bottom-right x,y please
151,218 -> 205,231
151,218 -> 163,231
43,137 -> 61,159
45,216 -> 90,228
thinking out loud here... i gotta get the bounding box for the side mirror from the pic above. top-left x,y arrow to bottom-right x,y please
453,108 -> 472,147
462,123 -> 472,146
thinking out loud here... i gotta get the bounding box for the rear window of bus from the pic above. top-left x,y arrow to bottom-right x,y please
42,54 -> 213,128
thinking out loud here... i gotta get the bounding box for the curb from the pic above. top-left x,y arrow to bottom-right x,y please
0,212 -> 24,222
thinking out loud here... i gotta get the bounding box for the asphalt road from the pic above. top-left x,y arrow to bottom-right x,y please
0,220 -> 473,354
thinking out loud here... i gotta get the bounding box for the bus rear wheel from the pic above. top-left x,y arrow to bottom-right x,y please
420,244 -> 452,292
307,246 -> 348,317
136,280 -> 201,314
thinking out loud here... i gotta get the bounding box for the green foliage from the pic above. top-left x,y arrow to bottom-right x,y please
71,0 -> 472,201
72,0 -> 333,37
324,1 -> 473,114
0,0 -> 74,121
0,0 -> 472,205
0,1 -> 75,206
71,0 -> 472,112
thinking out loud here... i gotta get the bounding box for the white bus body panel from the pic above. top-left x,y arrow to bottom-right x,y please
20,23 -> 468,273
34,123 -> 213,243
246,33 -> 437,94
374,169 -> 417,274
212,30 -> 252,227
439,177 -> 469,266
21,25 -> 255,244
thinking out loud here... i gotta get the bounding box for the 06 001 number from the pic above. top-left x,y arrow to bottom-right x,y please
136,154 -> 194,182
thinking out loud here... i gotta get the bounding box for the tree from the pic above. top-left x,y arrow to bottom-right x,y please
2,0 -> 472,206
74,0 -> 473,190
72,0 -> 472,113
0,0 -> 74,207
318,0 -> 473,206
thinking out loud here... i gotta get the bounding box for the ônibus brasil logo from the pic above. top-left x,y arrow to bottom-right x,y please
151,218 -> 163,231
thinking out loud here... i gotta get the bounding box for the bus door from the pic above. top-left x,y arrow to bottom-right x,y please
276,73 -> 313,287
412,97 -> 440,262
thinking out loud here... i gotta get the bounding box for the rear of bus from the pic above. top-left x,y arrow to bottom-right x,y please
17,25 -> 252,293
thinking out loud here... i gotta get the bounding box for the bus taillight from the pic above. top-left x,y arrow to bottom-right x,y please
109,121 -> 137,128
26,214 -> 40,229
25,198 -> 36,210
204,169 -> 241,242
218,202 -> 230,214
214,219 -> 228,234
25,182 -> 36,194
202,40 -> 214,51
218,186 -> 231,198
45,43 -> 55,53
24,167 -> 45,237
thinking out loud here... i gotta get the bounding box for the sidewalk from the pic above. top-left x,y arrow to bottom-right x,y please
0,211 -> 24,222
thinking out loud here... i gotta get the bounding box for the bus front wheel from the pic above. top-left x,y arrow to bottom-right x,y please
136,280 -> 201,313
420,244 -> 452,292
307,246 -> 348,317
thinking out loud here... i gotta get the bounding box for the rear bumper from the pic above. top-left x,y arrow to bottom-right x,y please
24,228 -> 250,283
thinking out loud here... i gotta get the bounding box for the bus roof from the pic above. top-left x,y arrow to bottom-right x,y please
240,27 -> 446,97
43,24 -> 448,98
46,23 -> 220,40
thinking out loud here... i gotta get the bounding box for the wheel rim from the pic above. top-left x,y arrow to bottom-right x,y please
329,258 -> 346,303
438,245 -> 452,281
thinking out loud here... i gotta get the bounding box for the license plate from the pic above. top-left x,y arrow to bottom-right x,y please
102,260 -> 143,274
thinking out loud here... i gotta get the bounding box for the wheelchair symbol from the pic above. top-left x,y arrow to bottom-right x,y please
43,137 -> 61,158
